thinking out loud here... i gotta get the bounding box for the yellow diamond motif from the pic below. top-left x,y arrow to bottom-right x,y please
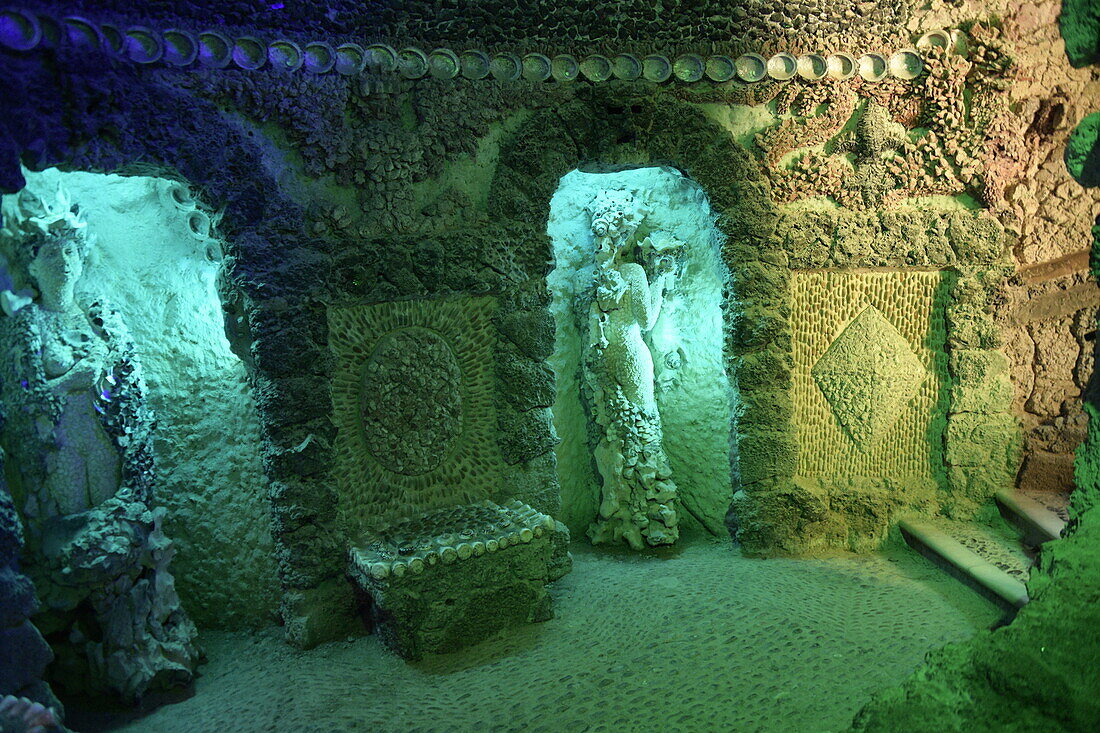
811,305 -> 928,451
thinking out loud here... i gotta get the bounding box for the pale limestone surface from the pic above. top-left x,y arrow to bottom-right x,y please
4,169 -> 277,628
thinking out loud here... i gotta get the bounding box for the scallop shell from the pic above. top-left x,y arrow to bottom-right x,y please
460,49 -> 490,79
641,54 -> 671,82
857,53 -> 888,81
197,30 -> 232,68
490,52 -> 521,81
100,23 -> 125,58
232,36 -> 266,70
949,30 -> 969,56
124,26 -> 163,64
735,53 -> 767,82
673,53 -> 705,82
335,42 -> 367,75
364,43 -> 397,72
186,210 -> 212,240
916,30 -> 950,52
705,55 -> 735,82
369,563 -> 390,580
428,47 -> 460,79
521,53 -> 551,82
158,179 -> 195,210
612,53 -> 642,80
766,53 -> 797,80
61,16 -> 100,50
162,29 -> 198,67
889,49 -> 924,80
204,241 -> 223,264
267,39 -> 303,72
305,42 -> 337,74
580,54 -> 612,82
551,54 -> 579,82
0,9 -> 41,51
826,53 -> 856,80
797,53 -> 827,80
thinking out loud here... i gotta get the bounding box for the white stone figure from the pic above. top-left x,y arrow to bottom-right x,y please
580,190 -> 681,549
0,184 -> 198,701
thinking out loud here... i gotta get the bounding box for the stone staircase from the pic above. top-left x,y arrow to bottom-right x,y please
899,489 -> 1069,614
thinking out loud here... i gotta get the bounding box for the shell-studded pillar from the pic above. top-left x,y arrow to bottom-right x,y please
579,190 -> 680,550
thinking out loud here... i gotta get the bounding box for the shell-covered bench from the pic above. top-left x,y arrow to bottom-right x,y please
348,500 -> 563,659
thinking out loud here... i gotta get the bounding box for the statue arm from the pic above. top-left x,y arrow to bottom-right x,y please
621,263 -> 666,331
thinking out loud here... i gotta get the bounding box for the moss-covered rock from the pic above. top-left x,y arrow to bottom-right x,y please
1060,0 -> 1100,67
949,350 -> 1014,414
852,499 -> 1100,730
1066,112 -> 1100,187
497,408 -> 558,465
736,431 -> 800,487
731,478 -> 830,555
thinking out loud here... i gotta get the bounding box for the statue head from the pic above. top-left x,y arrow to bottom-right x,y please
28,229 -> 86,312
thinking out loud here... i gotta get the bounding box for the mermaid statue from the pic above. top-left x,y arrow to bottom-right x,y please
580,190 -> 681,549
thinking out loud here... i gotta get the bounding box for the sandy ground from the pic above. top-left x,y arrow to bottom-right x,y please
80,537 -> 999,733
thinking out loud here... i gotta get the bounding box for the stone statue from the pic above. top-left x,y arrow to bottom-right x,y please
580,190 -> 681,549
0,184 -> 198,701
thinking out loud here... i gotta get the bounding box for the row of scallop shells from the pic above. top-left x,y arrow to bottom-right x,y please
354,509 -> 556,581
1,9 -> 945,83
362,47 -> 927,82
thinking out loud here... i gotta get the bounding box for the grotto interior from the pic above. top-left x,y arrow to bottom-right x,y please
0,1 -> 1098,731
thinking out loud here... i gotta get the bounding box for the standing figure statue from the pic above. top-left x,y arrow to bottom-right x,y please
580,191 -> 680,549
0,184 -> 198,702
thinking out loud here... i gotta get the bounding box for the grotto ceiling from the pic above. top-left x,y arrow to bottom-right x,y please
0,0 -> 1099,729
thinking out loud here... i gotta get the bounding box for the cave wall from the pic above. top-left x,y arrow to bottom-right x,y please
854,2 -> 1100,729
0,0 -> 1094,654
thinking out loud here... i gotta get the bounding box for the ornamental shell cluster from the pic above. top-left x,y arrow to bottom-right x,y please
1,9 -> 955,85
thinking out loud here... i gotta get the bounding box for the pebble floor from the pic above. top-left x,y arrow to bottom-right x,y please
108,537 -> 1000,733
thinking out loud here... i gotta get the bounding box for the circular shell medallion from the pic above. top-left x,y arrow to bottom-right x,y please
360,327 -> 463,476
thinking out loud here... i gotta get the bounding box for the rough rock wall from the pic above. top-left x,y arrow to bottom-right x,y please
0,426 -> 62,720
15,0 -> 918,52
0,0 -> 1092,639
850,2 -> 1100,729
995,0 -> 1100,498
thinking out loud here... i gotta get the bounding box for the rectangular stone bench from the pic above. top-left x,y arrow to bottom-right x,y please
348,500 -> 557,660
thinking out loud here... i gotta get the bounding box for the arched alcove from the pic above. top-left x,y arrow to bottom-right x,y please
546,165 -> 736,538
0,167 -> 277,630
486,94 -> 799,552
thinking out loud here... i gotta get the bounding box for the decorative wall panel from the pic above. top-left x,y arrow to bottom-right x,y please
793,270 -> 949,480
329,296 -> 504,535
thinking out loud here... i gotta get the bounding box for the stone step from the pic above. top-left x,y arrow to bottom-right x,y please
994,489 -> 1067,547
899,518 -> 1029,613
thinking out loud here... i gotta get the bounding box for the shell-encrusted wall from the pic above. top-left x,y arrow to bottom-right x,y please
328,295 -> 505,536
794,271 -> 948,481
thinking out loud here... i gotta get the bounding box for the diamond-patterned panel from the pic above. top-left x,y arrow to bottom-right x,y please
792,270 -> 949,480
812,305 -> 928,451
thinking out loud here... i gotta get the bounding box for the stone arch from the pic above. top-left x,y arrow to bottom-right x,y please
488,94 -> 799,552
